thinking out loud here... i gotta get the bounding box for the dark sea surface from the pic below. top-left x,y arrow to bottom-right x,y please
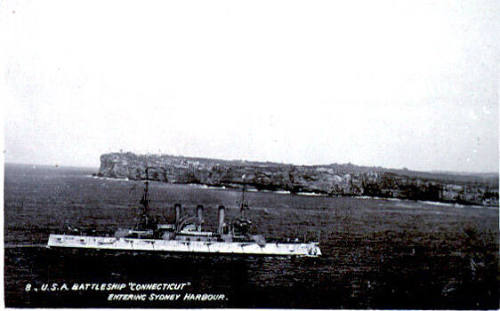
4,163 -> 499,308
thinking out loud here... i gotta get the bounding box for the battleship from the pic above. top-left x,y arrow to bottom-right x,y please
47,167 -> 322,257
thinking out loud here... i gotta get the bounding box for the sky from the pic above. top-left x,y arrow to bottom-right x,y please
1,0 -> 499,172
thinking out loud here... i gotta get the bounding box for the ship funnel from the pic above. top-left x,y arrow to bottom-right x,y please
174,203 -> 182,226
196,205 -> 203,231
218,205 -> 225,234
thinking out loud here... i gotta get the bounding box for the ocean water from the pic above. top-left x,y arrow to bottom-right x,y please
4,163 -> 499,308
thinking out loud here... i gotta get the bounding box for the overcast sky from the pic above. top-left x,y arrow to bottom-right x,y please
2,0 -> 499,172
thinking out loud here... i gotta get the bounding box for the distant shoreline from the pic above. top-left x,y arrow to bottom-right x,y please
86,173 -> 497,209
96,153 -> 499,208
4,160 -> 498,208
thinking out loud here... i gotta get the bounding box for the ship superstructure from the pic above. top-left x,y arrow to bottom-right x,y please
47,168 -> 322,257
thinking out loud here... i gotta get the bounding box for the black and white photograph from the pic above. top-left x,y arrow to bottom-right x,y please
2,0 -> 499,309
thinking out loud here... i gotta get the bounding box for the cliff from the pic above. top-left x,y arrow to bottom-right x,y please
98,152 -> 499,207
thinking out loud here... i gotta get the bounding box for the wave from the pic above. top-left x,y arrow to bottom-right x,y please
356,196 -> 401,202
296,192 -> 325,197
87,175 -> 130,182
188,183 -> 208,189
207,185 -> 226,190
274,190 -> 291,195
187,184 -> 228,191
418,200 -> 491,210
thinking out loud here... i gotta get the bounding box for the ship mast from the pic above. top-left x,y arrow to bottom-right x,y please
136,167 -> 152,230
240,174 -> 248,218
140,170 -> 150,213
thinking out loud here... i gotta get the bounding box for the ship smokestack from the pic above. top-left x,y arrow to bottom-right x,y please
196,205 -> 203,231
174,203 -> 182,226
218,205 -> 225,234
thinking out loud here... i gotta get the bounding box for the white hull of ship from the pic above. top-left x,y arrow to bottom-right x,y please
47,234 -> 322,257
